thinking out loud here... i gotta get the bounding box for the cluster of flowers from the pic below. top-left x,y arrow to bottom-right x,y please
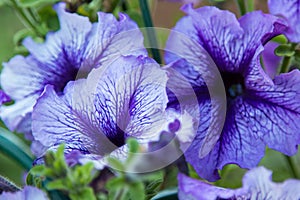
1,0 -> 300,199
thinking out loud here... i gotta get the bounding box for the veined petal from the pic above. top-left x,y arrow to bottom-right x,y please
81,13 -> 147,70
1,3 -> 146,135
168,5 -> 286,72
178,167 -> 300,199
269,0 -> 300,43
0,96 -> 37,135
23,3 -> 92,71
187,87 -> 300,181
32,56 -> 169,161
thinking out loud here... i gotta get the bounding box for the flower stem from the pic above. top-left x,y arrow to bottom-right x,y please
0,127 -> 33,171
285,155 -> 299,179
11,0 -> 43,37
235,0 -> 247,16
138,0 -> 162,64
280,43 -> 297,73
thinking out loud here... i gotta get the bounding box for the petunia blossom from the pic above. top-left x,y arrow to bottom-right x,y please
31,56 -> 169,169
0,186 -> 49,200
0,3 -> 146,136
178,166 -> 300,200
268,0 -> 300,43
165,5 -> 300,181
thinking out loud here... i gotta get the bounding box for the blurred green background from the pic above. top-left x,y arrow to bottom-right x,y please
0,5 -> 25,185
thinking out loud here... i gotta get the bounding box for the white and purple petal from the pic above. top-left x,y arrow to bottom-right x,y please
166,5 -> 287,72
32,56 -> 168,166
269,0 -> 300,43
178,167 -> 300,199
1,3 -> 146,134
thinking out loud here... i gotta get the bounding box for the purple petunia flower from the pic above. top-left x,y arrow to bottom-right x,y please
0,186 -> 49,200
165,5 -> 300,181
0,90 -> 10,105
178,167 -> 300,200
268,0 -> 300,43
31,56 -> 169,168
0,3 -> 146,137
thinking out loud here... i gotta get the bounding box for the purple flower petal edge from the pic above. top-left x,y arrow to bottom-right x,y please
178,166 -> 300,200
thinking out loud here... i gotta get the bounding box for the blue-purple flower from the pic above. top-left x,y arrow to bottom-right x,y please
0,3 -> 146,136
178,167 -> 300,200
165,5 -> 300,181
0,186 -> 48,200
31,56 -> 169,167
268,0 -> 300,43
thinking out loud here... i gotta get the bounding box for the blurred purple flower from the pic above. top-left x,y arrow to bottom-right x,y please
0,186 -> 48,200
268,0 -> 300,43
178,167 -> 300,200
0,3 -> 146,136
165,5 -> 300,181
31,56 -> 169,167
0,90 -> 10,105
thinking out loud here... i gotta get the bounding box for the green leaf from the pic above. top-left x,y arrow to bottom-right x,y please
128,181 -> 145,200
272,34 -> 288,44
107,157 -> 125,171
18,0 -> 59,7
127,137 -> 139,153
70,188 -> 96,200
0,127 -> 33,170
46,179 -> 69,191
275,44 -> 295,57
30,165 -> 46,176
106,177 -> 125,189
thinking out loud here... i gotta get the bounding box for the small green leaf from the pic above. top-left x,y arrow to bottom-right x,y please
29,165 -> 46,176
46,179 -> 68,191
106,177 -> 125,189
69,187 -> 96,200
107,157 -> 125,171
275,44 -> 295,57
18,0 -> 59,7
127,137 -> 139,153
272,34 -> 288,44
128,181 -> 145,200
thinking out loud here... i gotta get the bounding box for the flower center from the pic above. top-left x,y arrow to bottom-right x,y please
220,72 -> 245,99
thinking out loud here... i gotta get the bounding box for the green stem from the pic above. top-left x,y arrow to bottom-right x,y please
235,0 -> 247,16
11,0 -> 43,37
246,0 -> 254,12
27,7 -> 41,23
280,43 -> 297,73
0,127 -> 33,171
285,155 -> 299,179
138,0 -> 161,64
